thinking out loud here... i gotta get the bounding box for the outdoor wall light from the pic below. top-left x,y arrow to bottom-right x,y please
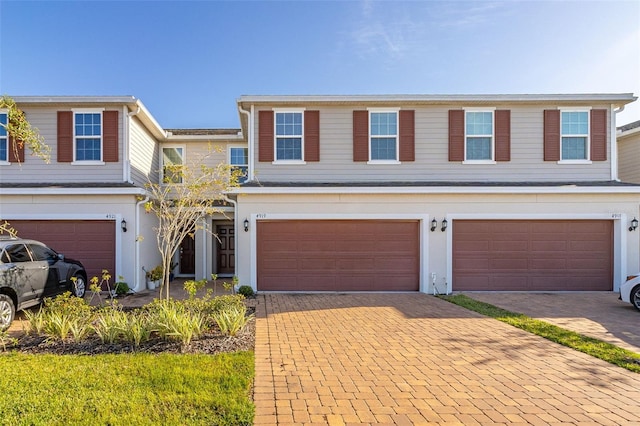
441,218 -> 448,232
121,219 -> 127,233
244,218 -> 249,232
430,218 -> 437,232
630,217 -> 638,232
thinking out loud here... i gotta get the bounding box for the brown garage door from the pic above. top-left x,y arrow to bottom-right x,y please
257,220 -> 420,291
8,220 -> 115,281
453,220 -> 613,291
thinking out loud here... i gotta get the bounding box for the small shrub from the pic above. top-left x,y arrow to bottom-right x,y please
213,305 -> 253,337
121,312 -> 153,348
207,294 -> 245,315
183,279 -> 206,299
23,308 -> 46,335
237,285 -> 255,297
92,308 -> 128,344
150,300 -> 206,348
114,279 -> 129,296
35,293 -> 94,341
0,330 -> 17,351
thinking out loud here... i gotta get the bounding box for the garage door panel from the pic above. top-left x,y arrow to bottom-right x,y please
258,220 -> 419,291
490,259 -> 529,270
454,220 -> 612,291
490,240 -> 529,251
8,220 -> 115,281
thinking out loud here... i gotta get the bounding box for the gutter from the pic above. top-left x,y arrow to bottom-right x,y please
237,104 -> 252,180
611,104 -> 625,181
134,195 -> 150,292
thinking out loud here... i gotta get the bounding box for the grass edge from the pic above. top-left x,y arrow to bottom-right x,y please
438,294 -> 640,373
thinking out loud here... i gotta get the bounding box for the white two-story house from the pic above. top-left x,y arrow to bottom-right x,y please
231,94 -> 639,293
2,94 -> 639,295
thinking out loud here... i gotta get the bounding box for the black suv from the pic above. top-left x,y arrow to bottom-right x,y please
0,237 -> 87,330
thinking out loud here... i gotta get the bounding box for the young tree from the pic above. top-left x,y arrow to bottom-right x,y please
0,95 -> 51,236
144,145 -> 242,299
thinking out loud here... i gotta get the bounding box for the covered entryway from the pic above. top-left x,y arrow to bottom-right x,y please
453,219 -> 613,291
257,219 -> 420,291
8,220 -> 115,281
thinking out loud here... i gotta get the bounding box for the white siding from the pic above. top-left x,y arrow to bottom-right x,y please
618,132 -> 640,184
0,106 -> 125,183
129,116 -> 159,186
251,104 -> 613,183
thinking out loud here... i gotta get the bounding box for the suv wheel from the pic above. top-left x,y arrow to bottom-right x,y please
632,285 -> 640,312
72,274 -> 86,298
0,294 -> 15,331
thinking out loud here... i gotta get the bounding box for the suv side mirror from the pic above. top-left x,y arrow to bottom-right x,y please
57,253 -> 65,262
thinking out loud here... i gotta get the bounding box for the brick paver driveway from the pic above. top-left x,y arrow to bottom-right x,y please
254,293 -> 640,425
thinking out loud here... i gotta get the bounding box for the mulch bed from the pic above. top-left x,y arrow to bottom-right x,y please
5,301 -> 256,356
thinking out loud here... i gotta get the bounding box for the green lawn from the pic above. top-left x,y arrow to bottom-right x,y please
0,351 -> 254,425
440,294 -> 640,373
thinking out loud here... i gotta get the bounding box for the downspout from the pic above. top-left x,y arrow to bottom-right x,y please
221,195 -> 238,285
611,104 -> 625,181
124,106 -> 141,183
134,194 -> 150,292
237,104 -> 253,181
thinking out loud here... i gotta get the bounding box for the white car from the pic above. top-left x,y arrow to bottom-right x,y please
620,275 -> 640,311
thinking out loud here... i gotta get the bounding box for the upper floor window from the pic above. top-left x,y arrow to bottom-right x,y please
561,111 -> 589,160
0,112 -> 7,163
370,111 -> 398,161
465,111 -> 494,161
275,112 -> 303,161
74,112 -> 102,161
162,146 -> 184,184
229,147 -> 248,183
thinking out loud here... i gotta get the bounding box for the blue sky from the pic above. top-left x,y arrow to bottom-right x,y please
1,0 -> 638,129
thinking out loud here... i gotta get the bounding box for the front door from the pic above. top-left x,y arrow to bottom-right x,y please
179,237 -> 196,275
216,224 -> 235,275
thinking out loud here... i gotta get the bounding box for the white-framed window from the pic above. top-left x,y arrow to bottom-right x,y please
161,145 -> 184,184
465,110 -> 494,161
0,111 -> 7,163
561,110 -> 589,161
369,110 -> 398,162
275,111 -> 304,161
229,146 -> 248,183
73,110 -> 103,162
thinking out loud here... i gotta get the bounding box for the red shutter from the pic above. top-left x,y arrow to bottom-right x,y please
448,110 -> 464,161
57,111 -> 73,162
353,110 -> 369,162
8,136 -> 24,163
103,110 -> 119,162
544,110 -> 560,161
590,109 -> 607,161
399,110 -> 415,162
495,110 -> 511,162
258,111 -> 274,162
304,110 -> 320,162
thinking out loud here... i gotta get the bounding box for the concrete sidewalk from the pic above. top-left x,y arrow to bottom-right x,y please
254,293 -> 640,425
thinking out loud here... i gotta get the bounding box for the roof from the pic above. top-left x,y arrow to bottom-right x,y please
618,120 -> 640,133
165,129 -> 241,136
241,180 -> 640,188
234,180 -> 640,195
238,93 -> 637,106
